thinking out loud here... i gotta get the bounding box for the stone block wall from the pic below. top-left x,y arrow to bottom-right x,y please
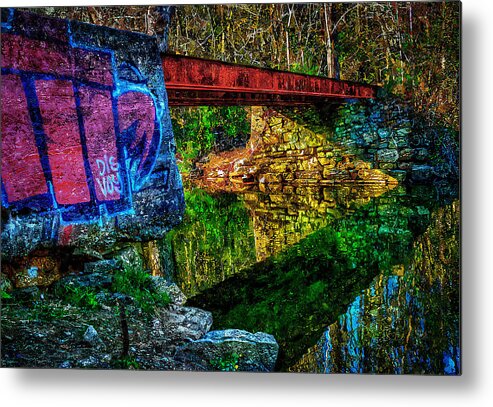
331,97 -> 459,183
197,106 -> 397,193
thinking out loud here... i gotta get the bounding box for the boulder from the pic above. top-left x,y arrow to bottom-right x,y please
151,305 -> 213,351
176,329 -> 279,372
113,245 -> 144,273
4,256 -> 62,288
10,286 -> 42,302
78,356 -> 100,369
83,259 -> 117,274
149,276 -> 187,305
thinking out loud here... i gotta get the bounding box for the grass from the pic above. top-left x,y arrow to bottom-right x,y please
112,266 -> 171,313
57,285 -> 100,310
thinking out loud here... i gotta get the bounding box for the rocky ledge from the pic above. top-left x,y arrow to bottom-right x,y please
1,272 -> 279,372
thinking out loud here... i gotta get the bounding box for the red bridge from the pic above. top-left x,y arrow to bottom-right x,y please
162,54 -> 378,107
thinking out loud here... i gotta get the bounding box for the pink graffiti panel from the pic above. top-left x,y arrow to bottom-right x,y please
1,74 -> 48,202
1,11 -> 167,224
117,91 -> 156,171
1,33 -> 72,77
35,79 -> 91,205
78,86 -> 121,202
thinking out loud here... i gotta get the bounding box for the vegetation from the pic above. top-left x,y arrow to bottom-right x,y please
209,352 -> 241,372
171,106 -> 250,172
111,355 -> 140,370
47,266 -> 171,313
112,265 -> 171,313
10,5 -> 460,374
168,3 -> 459,129
34,3 -> 459,132
57,285 -> 100,310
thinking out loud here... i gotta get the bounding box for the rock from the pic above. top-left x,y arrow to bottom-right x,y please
398,148 -> 414,162
377,148 -> 399,163
83,325 -> 105,350
83,325 -> 102,347
11,286 -> 42,302
396,127 -> 411,137
110,292 -> 134,305
114,245 -> 144,273
54,271 -> 113,291
379,163 -> 396,170
176,329 -> 279,372
410,164 -> 434,183
386,170 -> 407,182
78,356 -> 100,368
95,291 -> 112,306
151,305 -> 213,350
83,259 -> 117,274
150,276 -> 187,305
362,132 -> 377,144
3,256 -> 62,288
59,361 -> 72,369
377,128 -> 390,139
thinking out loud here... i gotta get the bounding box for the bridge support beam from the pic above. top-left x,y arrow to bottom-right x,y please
162,54 -> 378,107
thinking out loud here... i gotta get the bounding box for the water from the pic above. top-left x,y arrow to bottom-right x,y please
168,182 -> 460,374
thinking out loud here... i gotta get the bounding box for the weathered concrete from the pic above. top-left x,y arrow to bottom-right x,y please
1,9 -> 184,259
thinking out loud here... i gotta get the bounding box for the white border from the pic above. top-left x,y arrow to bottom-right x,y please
2,1 -> 492,406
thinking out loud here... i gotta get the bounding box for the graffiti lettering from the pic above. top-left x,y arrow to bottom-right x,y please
95,155 -> 122,198
96,155 -> 120,176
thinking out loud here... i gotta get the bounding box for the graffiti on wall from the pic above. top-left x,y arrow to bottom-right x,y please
1,10 -> 167,224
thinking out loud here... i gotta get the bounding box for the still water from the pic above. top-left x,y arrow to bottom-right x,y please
168,182 -> 460,374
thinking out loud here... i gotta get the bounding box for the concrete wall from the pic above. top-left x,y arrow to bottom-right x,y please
1,9 -> 184,259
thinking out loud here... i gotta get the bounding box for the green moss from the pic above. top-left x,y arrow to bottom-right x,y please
111,355 -> 140,370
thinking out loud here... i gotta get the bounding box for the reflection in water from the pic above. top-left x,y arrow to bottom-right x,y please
168,190 -> 256,297
170,184 -> 395,295
166,103 -> 459,374
244,184 -> 394,261
186,185 -> 459,371
290,201 -> 460,374
169,172 -> 459,374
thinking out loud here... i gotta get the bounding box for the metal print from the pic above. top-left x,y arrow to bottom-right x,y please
1,2 -> 460,374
